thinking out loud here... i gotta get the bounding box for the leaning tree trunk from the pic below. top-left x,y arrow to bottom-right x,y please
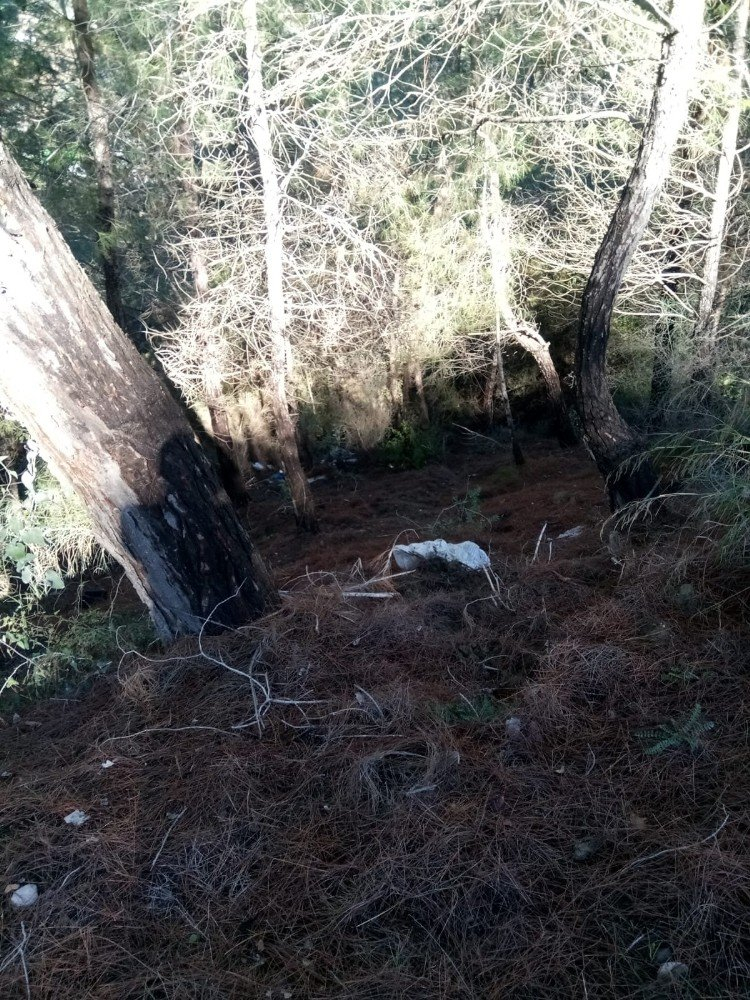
576,0 -> 704,508
507,323 -> 576,446
0,139 -> 268,639
693,0 -> 748,368
71,0 -> 125,329
242,0 -> 317,532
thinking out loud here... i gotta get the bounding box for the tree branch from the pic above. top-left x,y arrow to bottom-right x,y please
630,0 -> 678,31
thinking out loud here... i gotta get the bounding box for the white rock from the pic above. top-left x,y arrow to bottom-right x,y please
392,539 -> 490,573
505,716 -> 523,738
557,525 -> 584,539
657,961 -> 689,982
11,884 -> 38,908
64,809 -> 89,826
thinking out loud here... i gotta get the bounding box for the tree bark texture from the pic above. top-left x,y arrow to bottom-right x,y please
576,0 -> 704,507
0,139 -> 268,639
242,0 -> 316,532
71,0 -> 125,329
694,0 -> 748,362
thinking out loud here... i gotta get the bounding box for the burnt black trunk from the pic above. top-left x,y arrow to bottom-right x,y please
0,139 -> 269,639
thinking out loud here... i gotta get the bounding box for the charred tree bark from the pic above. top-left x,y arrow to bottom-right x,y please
0,139 -> 269,639
576,0 -> 704,508
71,0 -> 124,329
242,0 -> 316,532
694,0 -> 748,367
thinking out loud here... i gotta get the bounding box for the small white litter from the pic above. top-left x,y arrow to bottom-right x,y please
557,525 -> 584,540
10,884 -> 38,908
252,462 -> 267,471
505,717 -> 523,738
392,539 -> 490,572
64,809 -> 90,827
658,961 -> 689,982
101,760 -> 115,770
307,475 -> 327,484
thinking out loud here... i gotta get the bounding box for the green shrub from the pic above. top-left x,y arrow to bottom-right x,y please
651,390 -> 750,567
1,606 -> 156,710
377,421 -> 442,470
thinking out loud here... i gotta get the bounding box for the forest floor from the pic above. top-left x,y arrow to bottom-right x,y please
0,435 -> 748,999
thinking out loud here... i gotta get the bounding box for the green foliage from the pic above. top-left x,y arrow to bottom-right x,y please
433,693 -> 506,724
377,421 -> 442,470
651,389 -> 750,566
0,606 -> 156,711
636,704 -> 715,756
435,485 -> 504,532
0,459 -> 104,601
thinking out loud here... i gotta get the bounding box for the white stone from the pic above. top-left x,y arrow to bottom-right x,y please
392,539 -> 490,573
64,809 -> 89,826
657,961 -> 689,982
11,884 -> 38,908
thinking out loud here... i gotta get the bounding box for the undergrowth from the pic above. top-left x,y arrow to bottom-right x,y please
0,538 -> 746,999
1,606 -> 156,710
377,420 -> 443,469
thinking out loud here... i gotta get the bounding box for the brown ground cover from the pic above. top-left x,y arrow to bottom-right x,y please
1,440 -> 748,998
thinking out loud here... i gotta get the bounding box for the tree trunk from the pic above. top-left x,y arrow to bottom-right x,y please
71,0 -> 125,329
576,0 -> 704,508
0,139 -> 269,639
694,0 -> 748,366
242,0 -> 316,532
488,322 -> 524,466
482,133 -> 571,449
173,117 -> 248,503
411,360 -> 430,426
507,323 -> 576,446
481,145 -> 523,464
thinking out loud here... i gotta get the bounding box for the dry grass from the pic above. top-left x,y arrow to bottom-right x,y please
1,532 -> 748,999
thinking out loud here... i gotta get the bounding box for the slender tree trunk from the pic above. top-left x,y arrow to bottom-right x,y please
647,118 -> 703,426
482,133 -> 572,448
507,323 -> 576,445
576,0 -> 704,508
489,315 -> 524,466
242,0 -> 316,532
411,360 -> 430,426
694,0 -> 748,366
0,139 -> 268,639
71,0 -> 125,329
173,118 -> 248,502
481,146 -> 523,464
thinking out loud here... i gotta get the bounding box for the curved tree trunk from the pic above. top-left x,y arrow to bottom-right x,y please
576,0 -> 704,508
507,323 -> 576,446
0,139 -> 269,639
694,0 -> 748,367
71,0 -> 125,329
242,0 -> 316,532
